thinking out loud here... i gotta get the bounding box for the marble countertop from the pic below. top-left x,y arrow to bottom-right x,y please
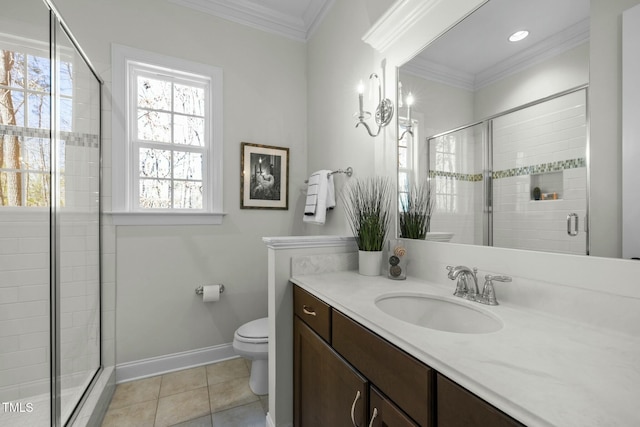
290,271 -> 640,427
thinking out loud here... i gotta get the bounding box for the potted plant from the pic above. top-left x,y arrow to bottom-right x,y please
342,176 -> 392,276
399,180 -> 434,240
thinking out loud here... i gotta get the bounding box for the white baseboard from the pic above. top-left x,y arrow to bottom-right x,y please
266,412 -> 292,427
115,343 -> 237,383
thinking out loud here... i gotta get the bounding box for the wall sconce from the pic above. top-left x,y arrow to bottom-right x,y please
399,92 -> 414,140
355,72 -> 394,137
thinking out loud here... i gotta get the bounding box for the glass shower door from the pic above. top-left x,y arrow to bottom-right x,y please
0,2 -> 102,425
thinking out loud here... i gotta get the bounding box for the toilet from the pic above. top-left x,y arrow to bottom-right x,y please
232,317 -> 269,395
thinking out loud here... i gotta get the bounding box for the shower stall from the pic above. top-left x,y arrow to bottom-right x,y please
426,87 -> 589,255
1,0 -> 110,426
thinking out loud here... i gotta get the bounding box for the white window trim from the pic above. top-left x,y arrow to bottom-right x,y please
110,44 -> 224,225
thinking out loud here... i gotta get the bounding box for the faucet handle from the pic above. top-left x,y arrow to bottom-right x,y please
479,274 -> 511,305
486,274 -> 511,283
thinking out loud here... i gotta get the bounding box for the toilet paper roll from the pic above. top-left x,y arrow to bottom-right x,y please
202,285 -> 221,302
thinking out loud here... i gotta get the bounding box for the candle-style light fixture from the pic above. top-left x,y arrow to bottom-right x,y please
399,92 -> 414,140
355,71 -> 394,137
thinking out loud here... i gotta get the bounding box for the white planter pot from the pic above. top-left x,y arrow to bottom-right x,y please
358,250 -> 383,276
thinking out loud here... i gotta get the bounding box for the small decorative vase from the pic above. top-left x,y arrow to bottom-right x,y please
358,250 -> 383,276
387,240 -> 407,280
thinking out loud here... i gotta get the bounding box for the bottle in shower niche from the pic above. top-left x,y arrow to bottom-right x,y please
388,240 -> 407,280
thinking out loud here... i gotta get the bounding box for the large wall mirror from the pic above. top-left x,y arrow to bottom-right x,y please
397,0 -> 595,256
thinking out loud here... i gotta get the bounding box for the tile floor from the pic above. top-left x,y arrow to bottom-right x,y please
101,358 -> 268,427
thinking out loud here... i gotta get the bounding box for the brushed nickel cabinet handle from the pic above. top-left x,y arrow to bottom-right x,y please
302,305 -> 317,316
350,390 -> 361,427
368,407 -> 378,427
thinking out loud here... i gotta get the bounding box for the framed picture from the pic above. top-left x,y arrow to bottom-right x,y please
240,142 -> 289,209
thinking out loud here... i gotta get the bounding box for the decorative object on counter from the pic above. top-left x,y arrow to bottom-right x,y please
399,180 -> 434,239
240,142 -> 289,210
387,240 -> 407,280
355,59 -> 394,137
342,176 -> 392,276
532,186 -> 541,200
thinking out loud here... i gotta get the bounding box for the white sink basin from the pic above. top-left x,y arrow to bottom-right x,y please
375,293 -> 503,334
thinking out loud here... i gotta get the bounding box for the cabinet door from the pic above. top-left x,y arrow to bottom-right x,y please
333,310 -> 433,427
437,374 -> 525,427
369,386 -> 419,427
294,316 -> 368,427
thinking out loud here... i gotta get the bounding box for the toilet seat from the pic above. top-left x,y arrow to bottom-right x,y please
234,317 -> 268,344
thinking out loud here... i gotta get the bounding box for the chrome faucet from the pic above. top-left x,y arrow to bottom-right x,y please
446,265 -> 479,300
446,266 -> 511,305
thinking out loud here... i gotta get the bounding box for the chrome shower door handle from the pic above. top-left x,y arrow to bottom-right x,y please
567,213 -> 579,236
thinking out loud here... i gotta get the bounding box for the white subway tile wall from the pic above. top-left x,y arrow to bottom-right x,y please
0,143 -> 101,421
0,211 -> 51,403
492,90 -> 587,254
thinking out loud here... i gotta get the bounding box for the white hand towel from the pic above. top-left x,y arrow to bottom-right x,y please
304,172 -> 321,215
303,170 -> 334,225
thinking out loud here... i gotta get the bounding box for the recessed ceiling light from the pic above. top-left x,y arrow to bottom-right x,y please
508,30 -> 529,42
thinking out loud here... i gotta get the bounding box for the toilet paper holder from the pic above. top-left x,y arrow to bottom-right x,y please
195,284 -> 225,296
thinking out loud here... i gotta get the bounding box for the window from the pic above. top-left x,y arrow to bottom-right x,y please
397,118 -> 415,211
433,134 -> 458,213
0,36 -> 73,207
111,45 -> 223,225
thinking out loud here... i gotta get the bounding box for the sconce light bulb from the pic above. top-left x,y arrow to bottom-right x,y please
357,80 -> 365,94
406,93 -> 414,106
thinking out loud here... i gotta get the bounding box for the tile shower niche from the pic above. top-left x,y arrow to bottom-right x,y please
531,171 -> 563,201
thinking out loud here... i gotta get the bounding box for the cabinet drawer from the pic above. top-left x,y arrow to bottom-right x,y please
332,310 -> 433,427
293,285 -> 331,342
437,374 -> 525,427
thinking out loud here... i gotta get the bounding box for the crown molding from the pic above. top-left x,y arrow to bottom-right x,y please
168,0 -> 333,42
362,0 -> 486,64
401,56 -> 475,91
401,18 -> 590,92
362,0 -> 443,53
475,18 -> 590,89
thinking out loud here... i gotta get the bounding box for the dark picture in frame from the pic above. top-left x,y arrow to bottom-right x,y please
240,142 -> 289,209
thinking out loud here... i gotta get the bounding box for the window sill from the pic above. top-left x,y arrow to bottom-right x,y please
108,211 -> 226,226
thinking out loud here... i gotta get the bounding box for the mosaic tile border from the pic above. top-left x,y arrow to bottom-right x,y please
428,170 -> 483,182
0,124 -> 100,148
429,158 -> 586,182
492,158 -> 586,179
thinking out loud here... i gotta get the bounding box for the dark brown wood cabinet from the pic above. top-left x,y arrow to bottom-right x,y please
294,316 -> 368,427
332,310 -> 433,427
369,386 -> 419,427
293,284 -> 525,427
436,374 -> 525,427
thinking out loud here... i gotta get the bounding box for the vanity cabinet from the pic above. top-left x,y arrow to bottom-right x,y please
293,284 -> 524,427
437,374 -> 524,427
369,386 -> 419,427
294,316 -> 367,426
